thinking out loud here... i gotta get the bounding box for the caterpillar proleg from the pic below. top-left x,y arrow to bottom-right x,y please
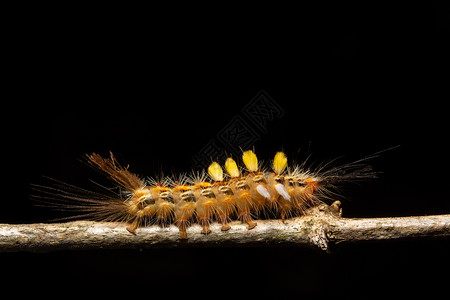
32,148 -> 392,240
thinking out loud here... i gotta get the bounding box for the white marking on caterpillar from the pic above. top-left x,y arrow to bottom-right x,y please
256,184 -> 271,199
275,183 -> 291,201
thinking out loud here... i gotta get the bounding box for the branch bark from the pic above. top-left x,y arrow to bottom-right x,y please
1,202 -> 449,253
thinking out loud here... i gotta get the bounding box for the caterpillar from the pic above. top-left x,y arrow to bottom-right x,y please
33,148 -> 387,240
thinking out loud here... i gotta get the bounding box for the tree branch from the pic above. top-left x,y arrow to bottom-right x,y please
1,202 -> 449,253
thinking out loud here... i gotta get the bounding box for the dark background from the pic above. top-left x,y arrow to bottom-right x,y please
2,3 -> 449,298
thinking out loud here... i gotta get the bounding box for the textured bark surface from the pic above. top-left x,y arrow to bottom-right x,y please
1,202 -> 449,253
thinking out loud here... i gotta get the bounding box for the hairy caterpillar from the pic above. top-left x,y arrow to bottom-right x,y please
33,148 -> 388,239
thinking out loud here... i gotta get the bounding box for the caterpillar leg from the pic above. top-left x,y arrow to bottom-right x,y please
218,214 -> 231,231
196,188 -> 217,235
241,213 -> 257,230
198,218 -> 212,234
174,201 -> 196,240
125,196 -> 156,235
126,219 -> 139,235
278,200 -> 294,223
280,211 -> 287,223
235,187 -> 257,230
177,220 -> 189,239
216,193 -> 235,232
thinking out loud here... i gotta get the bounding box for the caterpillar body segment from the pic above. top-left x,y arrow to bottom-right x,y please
214,184 -> 236,231
172,184 -> 196,239
37,148 -> 383,240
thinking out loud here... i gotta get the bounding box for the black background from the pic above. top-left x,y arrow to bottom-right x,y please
2,3 -> 449,298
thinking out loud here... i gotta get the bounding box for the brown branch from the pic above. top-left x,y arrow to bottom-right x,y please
1,202 -> 449,253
